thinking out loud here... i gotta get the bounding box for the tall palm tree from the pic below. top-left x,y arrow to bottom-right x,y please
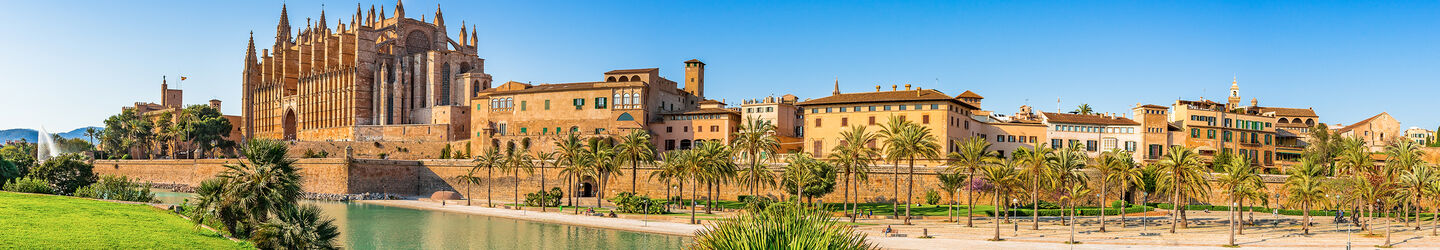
554,134 -> 585,207
583,138 -> 619,209
1400,163 -> 1437,230
884,122 -> 941,225
1015,143 -> 1054,230
1284,157 -> 1328,235
474,149 -> 504,207
948,137 -> 996,227
1072,104 -> 1094,115
1155,145 -> 1209,232
694,142 -> 735,213
936,171 -> 966,223
652,151 -> 689,211
876,116 -> 910,217
508,151 -> 534,209
1217,155 -> 1260,246
785,153 -> 821,206
534,151 -> 557,211
1061,184 -> 1091,244
1091,148 -> 1131,232
831,125 -> 878,222
1106,151 -> 1144,229
1049,144 -> 1089,226
980,159 -> 1019,241
454,167 -> 484,206
733,117 -> 780,197
615,130 -> 655,195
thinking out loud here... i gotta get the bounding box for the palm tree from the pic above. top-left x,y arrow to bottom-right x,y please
884,122 -> 941,225
554,134 -> 585,207
733,117 -> 781,197
251,204 -> 341,250
1400,163 -> 1437,230
474,149 -> 504,207
652,151 -> 689,211
583,138 -> 620,209
1061,184 -> 1091,244
1091,149 -> 1131,232
948,137 -> 995,227
694,142 -> 736,213
1106,151 -> 1144,229
785,153 -> 820,206
1072,104 -> 1094,115
876,116 -> 910,216
980,159 -> 1019,241
1155,145 -> 1209,232
1284,157 -> 1328,235
616,130 -> 655,195
1049,144 -> 1089,226
936,171 -> 966,223
508,151 -> 535,209
534,151 -> 557,211
1217,155 -> 1260,246
1015,144 -> 1054,230
453,167 -> 484,206
831,125 -> 878,222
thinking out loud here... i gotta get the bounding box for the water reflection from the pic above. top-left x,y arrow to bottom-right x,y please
154,190 -> 690,250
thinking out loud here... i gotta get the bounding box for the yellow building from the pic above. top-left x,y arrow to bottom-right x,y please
652,100 -> 740,153
796,84 -> 980,164
470,60 -> 706,154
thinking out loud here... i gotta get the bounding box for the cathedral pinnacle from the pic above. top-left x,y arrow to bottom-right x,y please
832,78 -> 840,95
395,0 -> 405,18
434,4 -> 444,26
276,4 -> 292,42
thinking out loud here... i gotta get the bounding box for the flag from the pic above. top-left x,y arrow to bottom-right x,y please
180,76 -> 188,81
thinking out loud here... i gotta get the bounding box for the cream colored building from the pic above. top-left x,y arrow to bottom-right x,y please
1407,127 -> 1433,145
1039,112 -> 1143,160
739,94 -> 804,153
973,105 -> 1047,158
653,100 -> 740,153
796,84 -> 980,164
1335,112 -> 1402,151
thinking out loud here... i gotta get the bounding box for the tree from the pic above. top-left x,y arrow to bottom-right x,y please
936,171 -> 966,223
555,134 -> 586,207
876,116 -> 909,217
25,153 -> 96,194
693,203 -> 877,250
830,125 -> 878,222
1283,157 -> 1328,235
506,150 -> 534,209
0,157 -> 20,185
100,109 -> 153,159
1105,151 -> 1145,229
980,159 -> 1019,241
250,204 -> 340,250
733,117 -> 780,197
0,143 -> 36,173
652,150 -> 689,212
1155,145 -> 1210,232
473,149 -> 504,207
83,127 -> 99,147
453,167 -> 484,206
582,138 -> 620,209
1048,144 -> 1089,226
189,139 -> 332,246
1015,143 -> 1054,230
947,137 -> 995,227
1398,163 -> 1435,231
180,105 -> 235,158
1091,148 -> 1131,232
1217,154 -> 1260,246
534,151 -> 558,211
1061,184 -> 1091,244
616,130 -> 655,195
782,153 -> 835,205
694,141 -> 736,213
1072,104 -> 1094,115
883,122 -> 940,225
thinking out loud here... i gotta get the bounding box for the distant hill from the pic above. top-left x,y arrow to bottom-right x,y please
0,127 -> 102,143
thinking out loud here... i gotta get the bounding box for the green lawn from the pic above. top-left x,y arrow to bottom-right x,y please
0,191 -> 250,249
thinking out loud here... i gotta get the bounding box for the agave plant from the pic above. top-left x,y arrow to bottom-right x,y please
693,203 -> 877,250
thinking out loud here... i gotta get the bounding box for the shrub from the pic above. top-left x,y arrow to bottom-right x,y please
1111,200 -> 1128,208
609,192 -> 668,214
0,158 -> 21,185
694,203 -> 877,250
302,149 -> 328,158
742,196 -> 776,212
524,187 -> 564,207
2,177 -> 53,194
25,153 -> 95,194
74,175 -> 154,202
439,144 -> 453,159
924,189 -> 941,205
1020,200 -> 1061,209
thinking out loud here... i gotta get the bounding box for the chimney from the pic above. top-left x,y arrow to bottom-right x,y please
904,84 -> 912,90
891,85 -> 898,91
876,86 -> 881,92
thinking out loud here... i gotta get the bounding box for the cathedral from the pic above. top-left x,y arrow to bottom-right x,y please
242,1 -> 491,142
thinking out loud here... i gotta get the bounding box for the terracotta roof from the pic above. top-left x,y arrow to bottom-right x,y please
796,89 -> 979,109
1253,106 -> 1317,117
1336,112 -> 1389,133
666,108 -> 739,115
957,90 -> 983,99
605,68 -> 658,74
684,59 -> 703,64
1041,112 -> 1140,126
699,99 -> 724,105
1139,104 -> 1169,109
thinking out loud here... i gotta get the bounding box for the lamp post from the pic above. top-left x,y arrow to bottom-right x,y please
1012,198 -> 1020,236
1141,191 -> 1148,236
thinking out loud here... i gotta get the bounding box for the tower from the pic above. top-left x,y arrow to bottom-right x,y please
832,78 -> 840,95
684,59 -> 705,98
1227,76 -> 1241,110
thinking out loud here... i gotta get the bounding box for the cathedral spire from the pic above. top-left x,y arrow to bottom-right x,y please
245,31 -> 257,68
470,25 -> 478,48
832,78 -> 840,95
460,21 -> 468,46
319,4 -> 327,31
395,0 -> 405,19
355,3 -> 363,27
434,4 -> 445,26
276,4 -> 292,43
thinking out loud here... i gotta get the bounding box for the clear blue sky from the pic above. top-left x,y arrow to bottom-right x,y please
1,0 -> 1436,131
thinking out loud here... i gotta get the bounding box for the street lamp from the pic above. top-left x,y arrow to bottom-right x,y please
1012,198 -> 1020,236
1141,191 -> 1149,236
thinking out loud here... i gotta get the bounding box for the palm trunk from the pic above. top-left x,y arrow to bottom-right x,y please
1228,203 -> 1236,246
466,182 -> 473,206
488,167 -> 494,208
540,163 -> 547,212
705,183 -> 714,214
844,170 -> 851,220
967,166 -> 975,227
1237,198 -> 1245,235
1118,181 -> 1127,229
993,192 -> 1002,241
904,158 -> 915,225
1068,202 -> 1077,243
1099,183 -> 1107,232
1431,207 -> 1438,236
1170,183 -> 1180,233
513,171 -> 520,209
596,174 -> 605,210
1385,206 -> 1392,247
631,161 -> 638,195
892,160 -> 900,217
1032,178 -> 1040,230
690,179 -> 698,224
1302,203 -> 1310,235
947,192 -> 954,222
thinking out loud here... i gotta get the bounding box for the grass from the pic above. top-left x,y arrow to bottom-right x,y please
0,191 -> 251,249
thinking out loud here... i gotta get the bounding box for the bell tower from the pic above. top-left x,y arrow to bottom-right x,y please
1227,76 -> 1241,110
684,59 -> 705,98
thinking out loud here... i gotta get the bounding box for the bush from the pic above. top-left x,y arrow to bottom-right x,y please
25,153 -> 95,195
302,149 -> 328,158
924,189 -> 941,205
74,175 -> 154,202
2,177 -> 53,194
439,144 -> 453,159
1003,205 -> 1151,217
609,192 -> 668,214
694,203 -> 877,250
1020,200 -> 1061,209
742,196 -> 776,212
1111,200 -> 1129,208
0,158 -> 21,185
524,187 -> 563,207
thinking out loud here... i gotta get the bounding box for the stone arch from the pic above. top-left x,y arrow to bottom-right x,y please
618,76 -> 629,82
1278,118 -> 1289,124
404,30 -> 432,54
607,76 -> 617,82
282,109 -> 297,141
630,75 -> 641,82
521,138 -> 532,150
1305,118 -> 1315,126
680,139 -> 692,150
577,176 -> 597,198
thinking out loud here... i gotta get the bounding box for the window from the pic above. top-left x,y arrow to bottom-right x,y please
520,101 -> 527,111
1086,140 -> 1098,152
1029,136 -> 1037,143
520,127 -> 527,134
1148,144 -> 1163,159
826,107 -> 833,113
665,140 -> 676,150
884,105 -> 892,111
931,104 -> 939,110
767,107 -> 774,112
813,141 -> 824,156
869,106 -> 876,111
1051,139 -> 1063,149
814,118 -> 822,128
1223,131 -> 1232,142
811,108 -> 819,114
666,126 -> 673,133
838,107 -> 846,112
914,104 -> 922,110
1207,129 -> 1216,139
573,98 -> 585,110
542,128 -> 549,134
922,115 -> 930,124
996,135 -> 1004,141
683,126 -> 689,132
868,116 -> 876,125
1265,134 -> 1272,145
710,126 -> 719,132
841,117 -> 849,126
1191,129 -> 1200,138
1008,135 -> 1016,142
1124,141 -> 1137,152
595,97 -> 607,109
544,100 -> 550,110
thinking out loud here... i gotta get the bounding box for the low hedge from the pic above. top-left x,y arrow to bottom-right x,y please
991,205 -> 1151,217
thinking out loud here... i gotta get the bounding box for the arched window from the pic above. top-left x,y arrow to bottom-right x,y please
619,76 -> 629,82
1305,119 -> 1315,126
631,75 -> 641,82
607,76 -> 616,82
472,80 -> 481,97
680,139 -> 692,149
614,93 -> 623,105
1278,118 -> 1288,124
